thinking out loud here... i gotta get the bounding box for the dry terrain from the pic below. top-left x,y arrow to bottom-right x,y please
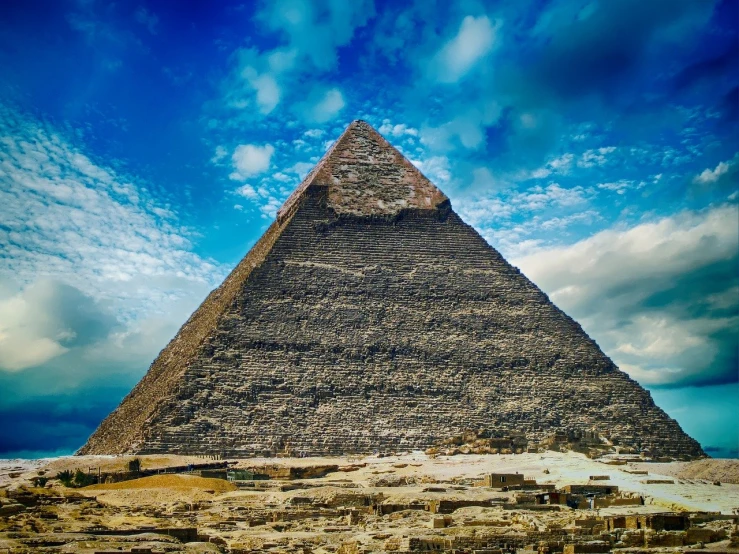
0,451 -> 737,553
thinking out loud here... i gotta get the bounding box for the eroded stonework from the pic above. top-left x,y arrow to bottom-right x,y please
79,121 -> 704,459
278,120 -> 448,220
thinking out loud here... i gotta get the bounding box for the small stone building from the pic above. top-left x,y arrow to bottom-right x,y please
605,513 -> 689,532
480,473 -> 526,488
562,484 -> 619,495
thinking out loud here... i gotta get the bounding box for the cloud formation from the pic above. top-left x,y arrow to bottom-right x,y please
217,0 -> 373,123
0,103 -> 225,453
693,154 -> 738,186
256,0 -> 375,71
297,87 -> 346,123
231,143 -> 275,179
429,15 -> 498,83
515,203 -> 739,388
0,104 -> 221,321
0,280 -> 117,371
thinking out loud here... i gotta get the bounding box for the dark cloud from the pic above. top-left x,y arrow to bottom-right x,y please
25,280 -> 119,348
673,46 -> 739,94
517,0 -> 715,103
0,278 -> 201,455
0,392 -> 126,455
0,280 -> 120,371
717,86 -> 739,123
704,445 -> 739,458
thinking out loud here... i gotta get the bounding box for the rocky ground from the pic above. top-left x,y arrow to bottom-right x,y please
0,451 -> 737,553
642,459 -> 739,485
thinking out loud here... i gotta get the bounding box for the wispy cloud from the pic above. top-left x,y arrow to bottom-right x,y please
0,103 -> 225,372
134,7 -> 159,35
693,153 -> 738,185
215,0 -> 373,124
427,15 -> 499,83
230,143 -> 275,179
297,87 -> 346,123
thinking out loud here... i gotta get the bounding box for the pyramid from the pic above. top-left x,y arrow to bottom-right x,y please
79,121 -> 704,459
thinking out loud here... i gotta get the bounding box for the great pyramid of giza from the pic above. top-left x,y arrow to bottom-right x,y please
79,121 -> 704,459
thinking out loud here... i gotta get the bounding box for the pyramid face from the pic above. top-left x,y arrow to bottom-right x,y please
79,121 -> 704,459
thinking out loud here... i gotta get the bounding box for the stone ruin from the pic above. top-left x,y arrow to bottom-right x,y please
79,120 -> 704,459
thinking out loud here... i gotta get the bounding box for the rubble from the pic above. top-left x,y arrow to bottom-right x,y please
1,452 -> 736,553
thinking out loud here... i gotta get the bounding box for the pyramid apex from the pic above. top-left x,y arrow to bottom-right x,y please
278,119 -> 448,220
335,119 -> 373,137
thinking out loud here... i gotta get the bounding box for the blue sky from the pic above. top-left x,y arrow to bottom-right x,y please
0,0 -> 737,458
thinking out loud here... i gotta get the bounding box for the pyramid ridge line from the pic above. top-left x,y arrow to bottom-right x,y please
77,215 -> 295,455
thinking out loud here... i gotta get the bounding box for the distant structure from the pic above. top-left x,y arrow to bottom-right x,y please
79,121 -> 704,459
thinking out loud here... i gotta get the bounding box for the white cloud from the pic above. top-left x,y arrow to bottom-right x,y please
597,180 -> 646,195
410,155 -> 451,184
693,154 -> 738,185
420,102 -> 501,150
530,167 -> 551,179
511,183 -> 590,211
0,104 -> 225,373
232,158 -> 307,218
452,180 -> 597,259
235,184 -> 259,199
288,161 -> 314,179
578,146 -> 616,168
470,167 -> 507,192
259,196 -> 283,219
539,210 -> 600,230
378,119 -> 419,138
301,88 -> 346,123
303,128 -> 325,139
530,147 -> 615,178
211,145 -> 228,163
514,204 -> 739,387
430,15 -> 498,83
257,0 -> 375,71
222,48 -> 288,115
456,196 -> 513,228
251,73 -> 281,114
530,152 -> 574,178
0,280 -> 117,371
548,152 -> 574,172
217,0 -> 372,121
230,143 -> 275,179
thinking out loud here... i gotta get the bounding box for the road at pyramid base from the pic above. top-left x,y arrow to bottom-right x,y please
79,121 -> 704,459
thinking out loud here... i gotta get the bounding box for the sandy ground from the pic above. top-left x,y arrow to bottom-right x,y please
84,473 -> 237,493
640,458 -> 739,484
221,451 -> 739,513
2,452 -> 738,553
2,451 -> 732,514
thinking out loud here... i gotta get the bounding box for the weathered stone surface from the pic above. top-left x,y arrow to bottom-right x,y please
278,120 -> 448,220
79,120 -> 704,459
